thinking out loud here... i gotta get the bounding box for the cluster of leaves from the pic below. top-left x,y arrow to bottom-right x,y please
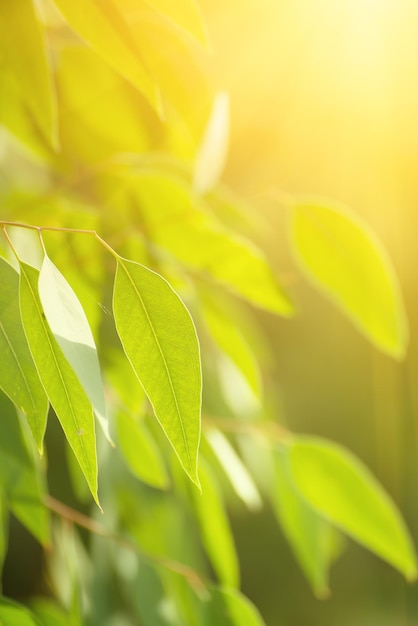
0,0 -> 416,624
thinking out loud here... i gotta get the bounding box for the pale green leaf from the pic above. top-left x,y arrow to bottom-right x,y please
19,262 -> 99,505
113,256 -> 201,486
289,201 -> 408,359
0,392 -> 49,545
191,459 -> 239,587
52,0 -> 161,113
38,255 -> 111,443
201,294 -> 261,396
0,0 -> 58,148
194,92 -> 229,195
128,173 -> 293,315
289,437 -> 417,579
0,258 -> 48,450
0,598 -> 40,626
200,586 -> 266,626
206,429 -> 262,512
272,446 -> 337,597
116,412 -> 169,489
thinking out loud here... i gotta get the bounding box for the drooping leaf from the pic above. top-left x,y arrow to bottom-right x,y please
0,598 -> 40,626
289,437 -> 417,579
0,0 -> 58,148
0,392 -> 49,545
199,586 -> 266,626
51,0 -> 161,113
191,459 -> 239,587
127,173 -> 293,315
116,412 -> 169,489
205,429 -> 262,512
289,201 -> 408,359
113,256 -> 201,487
194,92 -> 229,195
0,258 -> 48,450
19,262 -> 99,505
38,254 -> 111,443
272,446 -> 339,597
201,293 -> 261,397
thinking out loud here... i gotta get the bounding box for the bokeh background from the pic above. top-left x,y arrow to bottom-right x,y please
198,0 -> 418,623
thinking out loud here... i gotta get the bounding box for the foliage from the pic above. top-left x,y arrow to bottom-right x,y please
0,0 -> 415,624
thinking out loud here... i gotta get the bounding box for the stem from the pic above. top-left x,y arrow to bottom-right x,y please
203,414 -> 291,443
45,495 -> 208,594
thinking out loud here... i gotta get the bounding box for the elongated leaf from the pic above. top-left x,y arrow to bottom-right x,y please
0,493 -> 9,575
191,460 -> 239,587
0,0 -> 57,148
113,256 -> 201,486
202,294 -> 261,396
0,392 -> 49,545
52,0 -> 161,113
289,437 -> 417,579
128,173 -> 293,315
0,258 -> 48,450
206,429 -> 262,512
38,255 -> 111,443
200,586 -> 266,626
0,598 -> 40,626
194,92 -> 229,195
19,262 -> 99,505
272,446 -> 337,597
116,412 -> 169,489
289,201 -> 408,359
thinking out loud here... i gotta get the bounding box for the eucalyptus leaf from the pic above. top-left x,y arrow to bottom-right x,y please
0,598 -> 40,626
289,437 -> 417,579
116,412 -> 169,489
19,262 -> 99,505
272,446 -> 337,597
38,254 -> 111,443
191,459 -> 239,587
113,256 -> 201,487
200,586 -> 266,626
289,201 -> 408,359
0,0 -> 58,148
52,0 -> 161,113
0,392 -> 49,545
0,258 -> 48,451
194,92 -> 229,195
128,173 -> 293,316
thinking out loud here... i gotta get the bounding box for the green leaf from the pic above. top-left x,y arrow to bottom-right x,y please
38,254 -> 111,443
289,437 -> 417,579
137,0 -> 209,46
272,446 -> 337,597
116,412 -> 169,489
191,459 -> 239,587
289,201 -> 408,359
52,0 -> 161,113
206,429 -> 262,512
0,493 -> 9,575
19,262 -> 99,505
201,293 -> 261,397
0,258 -> 48,451
0,0 -> 58,148
194,92 -> 229,195
128,173 -> 293,316
113,256 -> 201,487
0,392 -> 49,545
200,586 -> 266,626
0,598 -> 40,626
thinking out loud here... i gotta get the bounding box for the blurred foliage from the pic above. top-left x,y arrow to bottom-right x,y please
1,1 -> 418,625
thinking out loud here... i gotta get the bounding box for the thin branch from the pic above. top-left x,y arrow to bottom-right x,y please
202,414 -> 291,443
45,495 -> 208,594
